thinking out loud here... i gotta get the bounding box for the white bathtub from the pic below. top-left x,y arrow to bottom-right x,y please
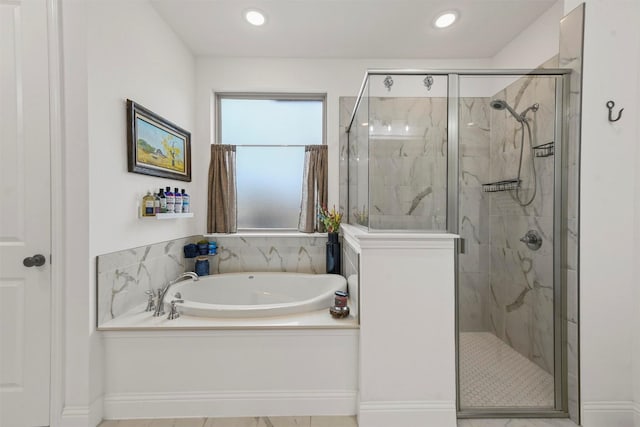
169,272 -> 347,318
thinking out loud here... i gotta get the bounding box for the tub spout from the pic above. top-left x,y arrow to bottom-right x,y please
153,272 -> 199,317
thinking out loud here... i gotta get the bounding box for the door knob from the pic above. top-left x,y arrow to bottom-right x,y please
23,254 -> 46,267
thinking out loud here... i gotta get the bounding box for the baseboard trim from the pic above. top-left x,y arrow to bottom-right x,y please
582,401 -> 636,427
103,390 -> 357,420
60,406 -> 89,427
358,400 -> 456,427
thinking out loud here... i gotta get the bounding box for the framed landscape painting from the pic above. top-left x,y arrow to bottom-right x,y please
126,99 -> 191,181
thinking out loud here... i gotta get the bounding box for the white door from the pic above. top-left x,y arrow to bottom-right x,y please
0,0 -> 52,426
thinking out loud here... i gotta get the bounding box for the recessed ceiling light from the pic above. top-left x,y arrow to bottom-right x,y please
434,11 -> 458,29
245,9 -> 266,26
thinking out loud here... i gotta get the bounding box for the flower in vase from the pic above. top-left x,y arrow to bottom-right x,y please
318,205 -> 343,233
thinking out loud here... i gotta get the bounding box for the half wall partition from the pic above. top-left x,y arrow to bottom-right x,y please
344,69 -> 572,418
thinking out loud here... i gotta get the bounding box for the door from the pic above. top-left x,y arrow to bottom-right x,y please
0,0 -> 52,425
455,73 -> 565,415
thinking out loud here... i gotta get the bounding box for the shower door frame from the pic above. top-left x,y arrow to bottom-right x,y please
449,70 -> 571,418
346,69 -> 571,418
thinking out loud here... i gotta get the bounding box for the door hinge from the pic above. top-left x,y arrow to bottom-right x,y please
459,238 -> 466,254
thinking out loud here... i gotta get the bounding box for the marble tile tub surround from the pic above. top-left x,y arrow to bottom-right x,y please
97,234 -> 331,327
97,236 -> 198,327
207,234 -> 326,275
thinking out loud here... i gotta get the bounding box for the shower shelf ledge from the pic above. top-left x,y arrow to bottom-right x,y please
482,179 -> 520,193
533,141 -> 555,157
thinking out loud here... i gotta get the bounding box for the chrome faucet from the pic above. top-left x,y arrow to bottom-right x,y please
153,272 -> 199,317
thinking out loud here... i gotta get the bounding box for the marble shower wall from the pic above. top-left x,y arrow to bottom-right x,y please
368,97 -> 448,230
487,57 -> 559,375
458,98 -> 492,332
339,96 -> 448,231
97,234 -> 328,327
96,236 -> 197,327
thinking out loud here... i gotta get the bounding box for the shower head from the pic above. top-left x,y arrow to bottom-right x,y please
490,99 -> 523,122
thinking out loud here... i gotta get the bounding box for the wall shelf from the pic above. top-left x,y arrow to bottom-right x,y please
141,212 -> 194,220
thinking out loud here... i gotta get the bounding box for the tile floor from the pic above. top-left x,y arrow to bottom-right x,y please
99,417 -> 578,427
459,332 -> 555,408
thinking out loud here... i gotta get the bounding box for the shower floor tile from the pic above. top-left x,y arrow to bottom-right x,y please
459,332 -> 555,408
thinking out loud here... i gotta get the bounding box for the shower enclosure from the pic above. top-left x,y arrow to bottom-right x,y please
344,69 -> 571,417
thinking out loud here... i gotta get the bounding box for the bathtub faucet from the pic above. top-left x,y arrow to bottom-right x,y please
152,272 -> 199,317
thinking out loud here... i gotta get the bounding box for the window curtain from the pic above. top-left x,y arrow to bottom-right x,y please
298,145 -> 328,233
207,144 -> 237,233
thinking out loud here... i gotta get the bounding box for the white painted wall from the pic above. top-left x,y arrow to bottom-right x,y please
566,0 -> 640,425
57,0 -> 198,425
87,0 -> 198,258
195,57 -> 490,210
492,0 -> 563,69
58,1 -> 94,425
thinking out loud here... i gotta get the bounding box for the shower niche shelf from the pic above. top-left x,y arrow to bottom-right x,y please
533,141 -> 555,157
482,179 -> 520,193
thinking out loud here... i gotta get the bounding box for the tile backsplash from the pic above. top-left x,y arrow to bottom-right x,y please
97,233 -> 330,328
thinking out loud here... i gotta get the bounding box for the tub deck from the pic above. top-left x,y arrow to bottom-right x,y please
98,304 -> 359,330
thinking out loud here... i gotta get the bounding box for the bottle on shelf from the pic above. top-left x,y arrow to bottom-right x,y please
181,188 -> 190,213
153,192 -> 160,214
141,191 -> 156,217
158,188 -> 167,213
165,186 -> 175,213
174,187 -> 183,214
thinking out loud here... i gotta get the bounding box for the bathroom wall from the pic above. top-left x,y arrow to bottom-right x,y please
491,0 -> 564,70
570,0 -> 640,425
487,58 -> 558,373
195,57 -> 491,214
367,97 -> 448,230
96,236 -> 198,327
84,0 -> 198,420
458,98 -> 492,332
87,0 -> 198,258
208,235 -> 326,274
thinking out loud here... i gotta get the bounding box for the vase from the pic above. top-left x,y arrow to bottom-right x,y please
326,232 -> 341,274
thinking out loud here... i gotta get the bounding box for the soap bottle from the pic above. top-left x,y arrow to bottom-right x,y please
165,186 -> 174,213
153,192 -> 160,214
181,188 -> 190,213
174,187 -> 182,213
158,188 -> 167,213
141,191 -> 155,217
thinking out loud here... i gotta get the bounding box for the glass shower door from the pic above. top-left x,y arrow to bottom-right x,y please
456,73 -> 564,414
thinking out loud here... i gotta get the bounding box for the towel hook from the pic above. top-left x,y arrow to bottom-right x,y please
606,100 -> 623,122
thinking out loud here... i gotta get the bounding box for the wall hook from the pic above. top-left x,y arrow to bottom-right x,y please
606,100 -> 623,122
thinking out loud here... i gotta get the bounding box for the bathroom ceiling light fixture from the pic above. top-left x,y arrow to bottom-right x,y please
433,11 -> 458,29
244,9 -> 266,26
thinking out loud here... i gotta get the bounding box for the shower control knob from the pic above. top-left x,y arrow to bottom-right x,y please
520,230 -> 543,251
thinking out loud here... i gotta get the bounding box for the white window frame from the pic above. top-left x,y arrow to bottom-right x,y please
214,92 -> 327,231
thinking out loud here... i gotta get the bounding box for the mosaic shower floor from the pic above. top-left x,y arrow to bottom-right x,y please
459,332 -> 555,408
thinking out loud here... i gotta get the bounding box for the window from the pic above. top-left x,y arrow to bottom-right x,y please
216,94 -> 326,229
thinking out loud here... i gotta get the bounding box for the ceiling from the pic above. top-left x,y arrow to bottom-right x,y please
150,0 -> 557,59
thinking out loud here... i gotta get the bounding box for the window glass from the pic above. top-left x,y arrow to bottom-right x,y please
218,96 -> 324,229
